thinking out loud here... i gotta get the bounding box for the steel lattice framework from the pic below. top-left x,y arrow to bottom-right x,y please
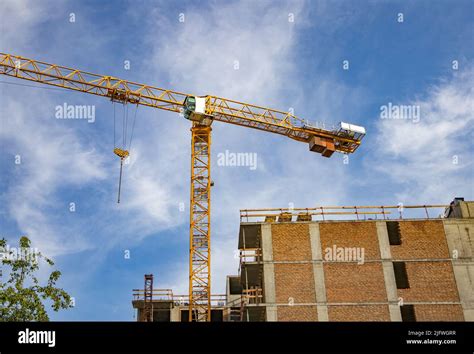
0,53 -> 363,152
0,53 -> 365,321
189,125 -> 212,321
144,274 -> 154,322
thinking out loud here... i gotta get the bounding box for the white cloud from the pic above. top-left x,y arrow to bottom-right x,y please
0,0 -> 53,51
0,0 -> 114,258
375,69 -> 474,202
0,96 -> 107,256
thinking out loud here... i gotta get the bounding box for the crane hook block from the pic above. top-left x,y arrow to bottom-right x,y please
114,147 -> 129,159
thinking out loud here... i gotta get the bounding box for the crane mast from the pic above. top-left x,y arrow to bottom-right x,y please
189,124 -> 212,321
0,53 -> 366,321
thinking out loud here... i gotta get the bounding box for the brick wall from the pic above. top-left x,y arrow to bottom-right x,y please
324,263 -> 387,302
319,222 -> 387,304
414,305 -> 464,321
397,261 -> 460,302
328,305 -> 390,321
274,263 -> 315,300
259,219 -> 463,322
277,306 -> 318,321
273,263 -> 317,321
391,220 -> 450,259
271,224 -> 317,320
272,223 -> 311,261
389,221 -> 461,321
319,222 -> 380,260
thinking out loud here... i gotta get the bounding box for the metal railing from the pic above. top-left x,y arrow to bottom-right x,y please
240,204 -> 449,223
132,289 -> 173,301
132,289 -> 227,307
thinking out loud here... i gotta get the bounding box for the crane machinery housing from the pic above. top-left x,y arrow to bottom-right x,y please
0,53 -> 366,322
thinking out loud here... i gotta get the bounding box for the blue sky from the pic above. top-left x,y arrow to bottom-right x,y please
0,0 -> 472,320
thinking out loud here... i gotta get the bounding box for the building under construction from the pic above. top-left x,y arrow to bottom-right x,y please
132,197 -> 473,322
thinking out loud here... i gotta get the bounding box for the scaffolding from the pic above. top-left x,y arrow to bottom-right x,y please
239,227 -> 265,321
143,274 -> 154,322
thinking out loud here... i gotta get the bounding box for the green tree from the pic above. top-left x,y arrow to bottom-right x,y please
0,236 -> 72,321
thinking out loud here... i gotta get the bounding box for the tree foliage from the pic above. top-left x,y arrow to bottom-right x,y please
0,236 -> 72,321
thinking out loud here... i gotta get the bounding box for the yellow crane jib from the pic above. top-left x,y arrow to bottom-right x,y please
182,94 -> 366,157
0,52 -> 367,321
108,88 -> 140,104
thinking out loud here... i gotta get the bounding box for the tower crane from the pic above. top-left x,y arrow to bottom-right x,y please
0,53 -> 366,321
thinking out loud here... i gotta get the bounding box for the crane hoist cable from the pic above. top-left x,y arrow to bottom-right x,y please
128,103 -> 138,152
112,100 -> 138,203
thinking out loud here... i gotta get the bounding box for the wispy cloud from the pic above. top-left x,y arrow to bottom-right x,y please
0,95 -> 107,256
374,68 -> 474,202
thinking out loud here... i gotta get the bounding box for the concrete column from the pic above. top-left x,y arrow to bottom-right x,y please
376,221 -> 402,321
261,224 -> 277,321
309,223 -> 328,321
444,219 -> 474,321
170,306 -> 180,322
376,221 -> 392,260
